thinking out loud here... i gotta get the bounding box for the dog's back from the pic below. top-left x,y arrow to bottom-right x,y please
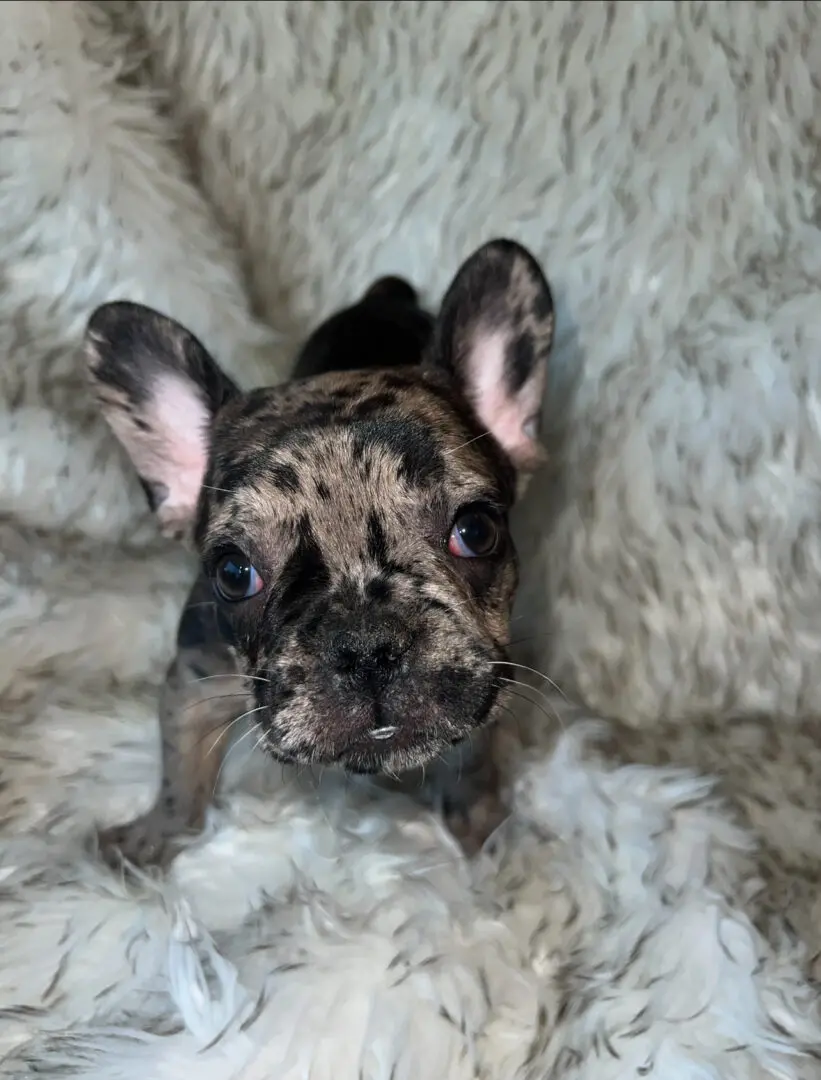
291,276 -> 434,380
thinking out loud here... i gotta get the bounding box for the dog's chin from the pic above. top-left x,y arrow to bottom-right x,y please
265,729 -> 476,775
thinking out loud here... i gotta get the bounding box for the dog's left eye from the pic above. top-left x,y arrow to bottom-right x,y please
213,550 -> 264,602
447,506 -> 502,558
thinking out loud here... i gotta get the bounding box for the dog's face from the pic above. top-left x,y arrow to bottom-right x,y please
85,240 -> 554,773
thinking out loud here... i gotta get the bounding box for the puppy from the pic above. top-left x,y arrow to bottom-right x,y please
85,239 -> 555,865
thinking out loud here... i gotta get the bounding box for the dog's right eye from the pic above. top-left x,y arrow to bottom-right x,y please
213,550 -> 264,602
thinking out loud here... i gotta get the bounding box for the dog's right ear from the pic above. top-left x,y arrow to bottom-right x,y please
84,302 -> 238,539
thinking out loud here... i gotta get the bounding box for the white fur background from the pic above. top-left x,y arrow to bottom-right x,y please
1,2 -> 821,1077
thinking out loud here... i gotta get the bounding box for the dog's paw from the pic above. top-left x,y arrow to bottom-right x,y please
96,810 -> 189,871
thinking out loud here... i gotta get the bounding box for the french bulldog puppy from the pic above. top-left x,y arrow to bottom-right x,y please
85,239 -> 554,865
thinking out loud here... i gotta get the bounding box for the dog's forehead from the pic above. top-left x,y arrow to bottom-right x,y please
200,368 -> 514,548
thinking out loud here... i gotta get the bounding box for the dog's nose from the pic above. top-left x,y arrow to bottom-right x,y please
329,617 -> 412,691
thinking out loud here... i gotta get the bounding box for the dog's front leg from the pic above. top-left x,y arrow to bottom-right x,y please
98,577 -> 251,868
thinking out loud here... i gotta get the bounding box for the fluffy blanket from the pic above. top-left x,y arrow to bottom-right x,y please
1,2 -> 821,1076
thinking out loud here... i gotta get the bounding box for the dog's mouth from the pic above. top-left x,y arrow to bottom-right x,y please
255,666 -> 503,775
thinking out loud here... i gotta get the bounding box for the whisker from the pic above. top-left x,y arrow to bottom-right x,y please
497,675 -> 559,716
181,691 -> 249,714
443,430 -> 492,456
206,704 -> 267,758
502,683 -> 563,730
188,706 -> 260,751
498,679 -> 566,732
493,666 -> 567,710
201,484 -> 234,495
444,596 -> 478,612
212,720 -> 265,795
490,660 -> 568,702
252,728 -> 269,755
192,672 -> 271,685
495,700 -> 526,741
506,629 -> 554,646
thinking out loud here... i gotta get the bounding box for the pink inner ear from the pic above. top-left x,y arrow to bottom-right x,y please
152,373 -> 211,511
106,371 -> 211,534
466,330 -> 546,469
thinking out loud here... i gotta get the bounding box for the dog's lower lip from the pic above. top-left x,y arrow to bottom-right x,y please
369,725 -> 397,741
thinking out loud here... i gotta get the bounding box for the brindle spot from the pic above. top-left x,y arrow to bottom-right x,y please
366,577 -> 392,602
277,516 -> 331,618
292,401 -> 340,428
532,286 -> 554,322
315,479 -> 331,501
351,392 -> 398,419
382,373 -> 417,390
217,450 -> 271,498
351,418 -> 445,487
268,462 -> 301,495
366,510 -> 389,564
505,333 -> 536,394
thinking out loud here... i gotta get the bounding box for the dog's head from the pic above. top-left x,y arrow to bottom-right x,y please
85,240 -> 554,773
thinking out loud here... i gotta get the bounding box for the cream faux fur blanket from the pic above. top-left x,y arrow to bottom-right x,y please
1,2 -> 821,1077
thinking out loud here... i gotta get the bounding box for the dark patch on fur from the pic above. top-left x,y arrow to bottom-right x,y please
366,577 -> 392,602
382,372 -> 417,391
366,511 -> 389,564
351,392 -> 399,419
436,666 -> 477,710
215,451 -> 268,503
315,479 -> 331,501
505,333 -> 536,394
292,276 -> 434,381
532,284 -> 554,321
277,516 -> 331,620
290,400 -> 341,429
351,418 -> 445,486
437,667 -> 499,729
364,276 -> 419,304
268,461 -> 301,495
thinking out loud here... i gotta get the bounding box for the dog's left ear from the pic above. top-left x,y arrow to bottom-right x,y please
427,239 -> 554,471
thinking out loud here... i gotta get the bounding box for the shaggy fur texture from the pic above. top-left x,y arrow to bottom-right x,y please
1,1 -> 821,1076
